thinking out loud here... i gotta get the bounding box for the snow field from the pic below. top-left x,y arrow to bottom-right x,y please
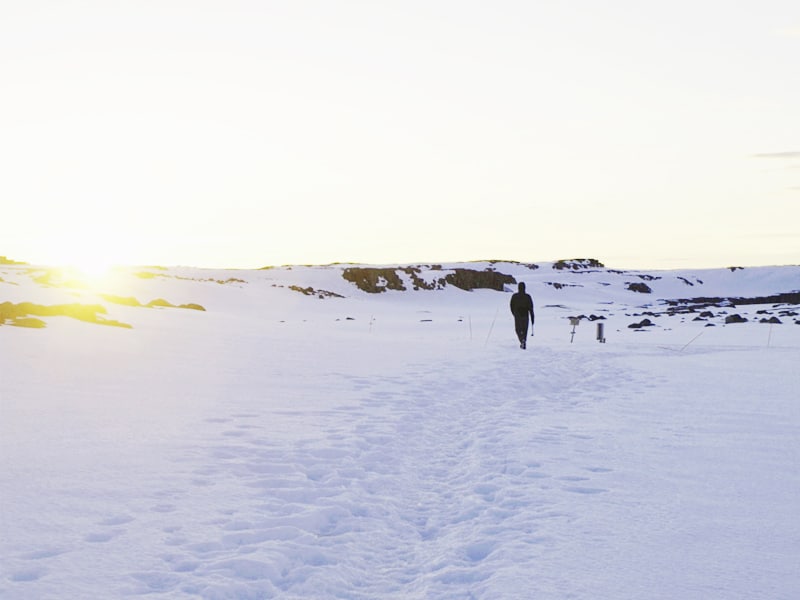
2,263 -> 799,598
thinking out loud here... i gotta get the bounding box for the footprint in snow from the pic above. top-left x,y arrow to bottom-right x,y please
473,483 -> 500,501
129,571 -> 181,593
98,514 -> 135,526
20,548 -> 67,560
584,466 -> 614,473
84,530 -> 123,543
9,566 -> 47,582
563,486 -> 609,495
464,540 -> 496,562
222,429 -> 248,438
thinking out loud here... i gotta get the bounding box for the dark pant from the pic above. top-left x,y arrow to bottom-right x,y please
514,314 -> 529,345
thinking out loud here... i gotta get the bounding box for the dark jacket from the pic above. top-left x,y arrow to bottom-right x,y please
510,283 -> 535,324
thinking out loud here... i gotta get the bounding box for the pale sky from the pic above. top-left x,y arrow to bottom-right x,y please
1,1 -> 798,270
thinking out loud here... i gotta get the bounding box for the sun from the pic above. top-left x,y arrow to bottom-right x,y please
53,248 -> 117,277
41,234 -> 137,289
77,257 -> 118,278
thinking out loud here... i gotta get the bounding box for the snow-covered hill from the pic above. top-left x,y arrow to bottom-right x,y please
2,258 -> 799,334
2,258 -> 799,599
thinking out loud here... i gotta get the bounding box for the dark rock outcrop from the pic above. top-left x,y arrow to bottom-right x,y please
401,267 -> 440,291
666,291 -> 800,309
628,318 -> 655,329
545,282 -> 582,289
725,314 -> 748,324
443,269 -> 516,291
552,258 -> 604,271
289,285 -> 344,299
342,268 -> 407,293
486,260 -> 539,270
342,267 -> 515,293
626,282 -> 652,294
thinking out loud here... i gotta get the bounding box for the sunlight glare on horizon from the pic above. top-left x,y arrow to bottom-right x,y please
38,229 -> 138,277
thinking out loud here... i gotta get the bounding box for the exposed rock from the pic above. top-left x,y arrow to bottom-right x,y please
102,294 -> 143,307
10,317 -> 46,328
342,266 -> 515,293
628,318 -> 655,329
545,282 -> 582,289
725,314 -> 748,324
342,268 -> 407,293
179,303 -> 206,311
147,298 -> 176,308
443,269 -> 516,291
486,260 -> 539,270
665,291 -> 800,308
626,282 -> 652,294
289,285 -> 344,299
401,267 -> 440,291
0,256 -> 27,265
553,258 -> 604,271
665,306 -> 698,315
0,301 -> 131,328
134,271 -> 160,279
760,317 -> 782,324
166,275 -> 247,285
32,269 -> 88,289
146,298 -> 206,311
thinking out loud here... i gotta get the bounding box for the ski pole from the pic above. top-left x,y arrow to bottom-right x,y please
485,306 -> 500,347
679,330 -> 704,352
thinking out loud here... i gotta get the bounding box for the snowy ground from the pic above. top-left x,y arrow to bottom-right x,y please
1,261 -> 799,599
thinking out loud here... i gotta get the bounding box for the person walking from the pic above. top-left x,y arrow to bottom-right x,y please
510,281 -> 535,349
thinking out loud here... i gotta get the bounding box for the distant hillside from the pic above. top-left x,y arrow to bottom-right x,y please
2,258 -> 799,330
